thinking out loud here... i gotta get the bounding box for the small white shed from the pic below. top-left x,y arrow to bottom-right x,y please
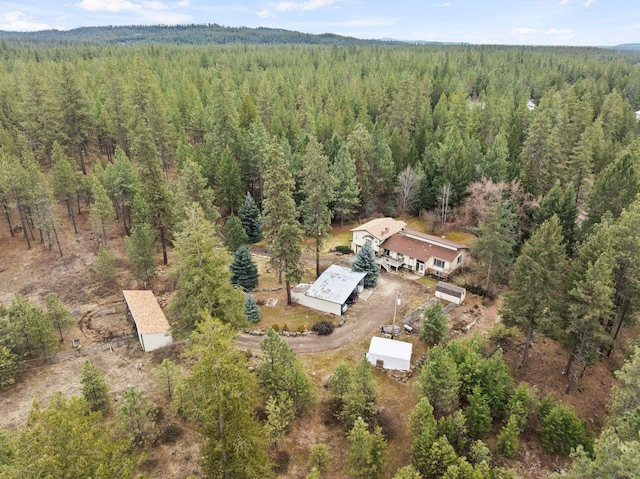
291,265 -> 366,316
435,282 -> 466,306
123,290 -> 173,352
366,337 -> 412,371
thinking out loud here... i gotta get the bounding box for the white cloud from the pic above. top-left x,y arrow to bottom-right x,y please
0,11 -> 52,31
560,0 -> 570,4
141,1 -> 169,10
441,2 -> 450,6
585,0 -> 595,6
76,0 -> 137,12
257,9 -> 274,18
276,0 -> 339,13
175,0 -> 190,6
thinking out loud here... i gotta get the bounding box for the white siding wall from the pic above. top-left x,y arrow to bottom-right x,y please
139,332 -> 173,352
291,290 -> 342,315
366,352 -> 410,371
435,291 -> 465,305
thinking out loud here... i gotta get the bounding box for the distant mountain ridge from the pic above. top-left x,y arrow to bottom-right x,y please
612,43 -> 640,51
0,24 -> 404,46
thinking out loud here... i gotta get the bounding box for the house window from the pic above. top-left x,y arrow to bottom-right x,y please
433,258 -> 445,268
384,249 -> 390,256
457,256 -> 462,264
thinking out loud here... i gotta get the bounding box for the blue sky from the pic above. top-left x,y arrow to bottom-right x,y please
0,0 -> 638,46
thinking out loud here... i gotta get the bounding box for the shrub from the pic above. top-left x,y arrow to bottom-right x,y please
272,323 -> 280,332
542,404 -> 592,455
297,324 -> 306,333
496,414 -> 520,459
308,443 -> 330,472
335,245 -> 352,254
282,323 -> 289,332
312,320 -> 335,335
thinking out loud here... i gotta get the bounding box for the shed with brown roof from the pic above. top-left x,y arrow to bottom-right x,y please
435,282 -> 466,305
122,290 -> 173,352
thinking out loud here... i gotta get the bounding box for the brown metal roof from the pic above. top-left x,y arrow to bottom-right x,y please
350,217 -> 407,241
122,290 -> 171,335
381,234 -> 461,263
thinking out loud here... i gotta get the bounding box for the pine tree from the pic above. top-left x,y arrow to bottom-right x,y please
464,386 -> 492,439
230,246 -> 259,291
564,252 -> 614,393
44,293 -> 72,343
500,216 -> 566,367
496,414 -> 520,459
215,147 -> 244,215
90,175 -> 115,246
300,136 -> 334,278
224,215 -> 248,252
81,360 -> 110,413
416,345 -> 460,416
409,397 -> 438,476
258,328 -> 316,416
1,395 -> 137,479
532,183 -> 578,256
347,417 -> 386,479
472,200 -> 520,293
125,222 -> 157,289
264,392 -> 295,446
0,346 -> 19,389
262,140 -> 304,305
95,245 -> 116,280
244,294 -> 261,324
130,119 -> 174,265
174,315 -> 273,478
169,204 -> 245,330
340,357 -> 379,428
238,192 -> 262,243
392,465 -> 422,479
331,145 -> 360,227
155,358 -> 180,401
117,386 -> 157,445
352,242 -> 379,288
419,301 -> 448,346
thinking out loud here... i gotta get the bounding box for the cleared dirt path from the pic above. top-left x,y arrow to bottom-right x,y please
237,273 -> 429,354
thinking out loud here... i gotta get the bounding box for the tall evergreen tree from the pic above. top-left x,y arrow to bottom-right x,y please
258,328 -> 316,416
125,222 -> 157,289
168,204 -> 245,330
215,147 -> 244,215
174,315 -> 273,478
230,246 -> 259,291
347,417 -> 386,479
50,142 -> 79,235
90,175 -> 115,247
352,242 -> 379,288
44,293 -> 72,343
532,183 -> 579,256
331,144 -> 360,226
224,215 -> 248,252
501,216 -> 567,366
238,192 -> 262,243
130,120 -> 174,265
472,200 -> 520,293
0,395 -> 137,479
416,345 -> 461,416
262,141 -> 304,305
300,137 -> 334,278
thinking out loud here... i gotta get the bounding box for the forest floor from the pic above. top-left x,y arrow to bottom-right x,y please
0,210 -> 632,479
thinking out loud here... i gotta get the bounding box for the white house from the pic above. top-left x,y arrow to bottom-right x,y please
351,217 -> 407,254
435,281 -> 466,305
366,336 -> 412,371
122,290 -> 173,352
291,265 -> 367,316
379,229 -> 469,280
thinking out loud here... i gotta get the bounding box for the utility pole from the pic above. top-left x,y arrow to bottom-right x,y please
391,292 -> 401,339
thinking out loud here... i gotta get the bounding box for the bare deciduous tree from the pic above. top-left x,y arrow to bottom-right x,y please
395,165 -> 423,215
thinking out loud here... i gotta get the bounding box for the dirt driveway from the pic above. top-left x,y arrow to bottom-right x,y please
237,272 -> 430,353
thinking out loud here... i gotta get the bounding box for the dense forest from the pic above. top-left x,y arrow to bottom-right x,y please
0,24 -> 402,46
1,38 -> 640,478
